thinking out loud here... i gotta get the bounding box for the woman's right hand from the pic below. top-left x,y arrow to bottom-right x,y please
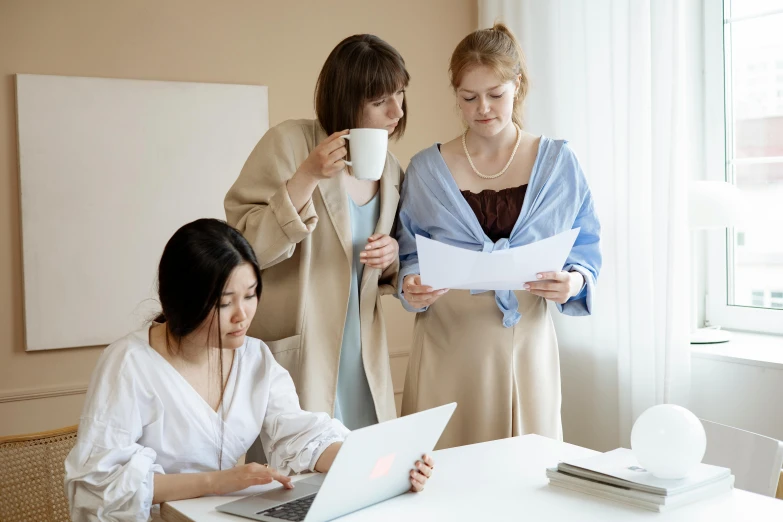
294,130 -> 350,182
402,274 -> 448,309
209,463 -> 294,495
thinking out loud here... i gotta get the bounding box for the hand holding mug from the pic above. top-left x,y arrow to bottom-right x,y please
295,130 -> 350,182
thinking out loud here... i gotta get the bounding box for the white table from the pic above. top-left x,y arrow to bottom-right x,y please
161,434 -> 783,521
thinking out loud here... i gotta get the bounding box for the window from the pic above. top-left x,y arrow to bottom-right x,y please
704,0 -> 783,335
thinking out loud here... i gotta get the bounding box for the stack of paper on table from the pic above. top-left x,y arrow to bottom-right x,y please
547,448 -> 734,512
416,228 -> 580,291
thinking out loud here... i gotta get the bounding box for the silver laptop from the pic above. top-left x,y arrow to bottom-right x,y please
216,402 -> 456,522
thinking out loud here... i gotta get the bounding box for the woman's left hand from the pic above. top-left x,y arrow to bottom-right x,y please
360,234 -> 398,270
524,271 -> 584,304
409,454 -> 435,493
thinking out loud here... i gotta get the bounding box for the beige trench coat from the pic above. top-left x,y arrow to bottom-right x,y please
225,119 -> 402,423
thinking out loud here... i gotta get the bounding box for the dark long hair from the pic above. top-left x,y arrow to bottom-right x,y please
155,218 -> 261,347
154,218 -> 261,467
315,34 -> 410,139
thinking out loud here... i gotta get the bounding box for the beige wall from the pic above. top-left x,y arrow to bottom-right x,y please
0,0 -> 476,436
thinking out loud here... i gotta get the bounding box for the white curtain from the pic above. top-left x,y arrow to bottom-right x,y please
478,0 -> 695,448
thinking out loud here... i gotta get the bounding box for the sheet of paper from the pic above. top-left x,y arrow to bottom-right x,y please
416,228 -> 580,290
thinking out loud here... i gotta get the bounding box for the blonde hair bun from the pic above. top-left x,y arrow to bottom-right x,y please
449,23 -> 528,128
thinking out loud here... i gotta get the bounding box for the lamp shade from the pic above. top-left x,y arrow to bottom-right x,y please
688,180 -> 747,229
630,404 -> 707,479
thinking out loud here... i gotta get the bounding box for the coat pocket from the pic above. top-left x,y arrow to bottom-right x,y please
265,334 -> 302,354
265,334 -> 302,387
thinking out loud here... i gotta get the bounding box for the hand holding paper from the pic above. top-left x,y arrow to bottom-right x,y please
525,269 -> 585,304
402,274 -> 449,309
416,228 -> 580,291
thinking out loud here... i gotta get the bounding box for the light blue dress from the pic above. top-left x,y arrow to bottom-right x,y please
333,192 -> 380,430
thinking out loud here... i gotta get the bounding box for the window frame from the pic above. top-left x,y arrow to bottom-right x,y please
703,0 -> 783,335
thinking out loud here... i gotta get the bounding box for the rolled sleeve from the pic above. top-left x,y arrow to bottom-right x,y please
261,355 -> 349,475
269,184 -> 318,244
557,263 -> 594,316
555,177 -> 601,317
395,171 -> 429,314
65,420 -> 164,522
225,121 -> 319,270
378,256 -> 401,297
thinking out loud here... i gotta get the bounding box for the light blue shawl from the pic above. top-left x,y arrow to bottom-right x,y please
396,138 -> 601,327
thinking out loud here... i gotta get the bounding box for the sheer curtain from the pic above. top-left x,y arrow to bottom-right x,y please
478,0 -> 695,448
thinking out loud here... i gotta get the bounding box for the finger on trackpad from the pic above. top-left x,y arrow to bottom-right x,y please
299,474 -> 327,486
260,482 -> 319,502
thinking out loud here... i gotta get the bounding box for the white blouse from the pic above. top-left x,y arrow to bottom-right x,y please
64,327 -> 349,521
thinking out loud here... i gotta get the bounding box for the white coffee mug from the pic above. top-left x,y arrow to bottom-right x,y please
343,128 -> 388,181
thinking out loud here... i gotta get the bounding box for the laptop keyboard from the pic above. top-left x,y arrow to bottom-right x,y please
257,493 -> 317,521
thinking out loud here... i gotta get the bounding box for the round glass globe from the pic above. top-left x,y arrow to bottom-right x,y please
630,404 -> 706,479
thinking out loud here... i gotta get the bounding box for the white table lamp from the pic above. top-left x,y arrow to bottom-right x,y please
631,404 -> 707,479
688,180 -> 747,344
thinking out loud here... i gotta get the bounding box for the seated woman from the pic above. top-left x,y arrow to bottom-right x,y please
64,218 -> 434,521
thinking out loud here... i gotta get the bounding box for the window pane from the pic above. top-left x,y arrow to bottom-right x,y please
729,0 -> 783,20
732,166 -> 783,309
728,9 -> 783,311
730,12 -> 783,156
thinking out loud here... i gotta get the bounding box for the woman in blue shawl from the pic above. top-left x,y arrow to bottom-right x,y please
396,24 -> 601,449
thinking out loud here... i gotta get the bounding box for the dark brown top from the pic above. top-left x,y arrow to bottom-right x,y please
461,184 -> 528,242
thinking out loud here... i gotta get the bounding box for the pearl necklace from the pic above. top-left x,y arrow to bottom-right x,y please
462,122 -> 521,180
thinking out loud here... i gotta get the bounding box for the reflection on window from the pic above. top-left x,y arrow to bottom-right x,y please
772,291 -> 783,308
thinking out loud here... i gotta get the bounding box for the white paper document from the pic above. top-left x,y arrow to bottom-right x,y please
416,228 -> 580,291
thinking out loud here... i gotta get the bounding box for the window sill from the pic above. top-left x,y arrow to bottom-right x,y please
691,330 -> 783,370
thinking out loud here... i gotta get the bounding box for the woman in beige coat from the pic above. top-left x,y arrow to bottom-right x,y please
396,24 -> 601,450
224,35 -> 408,462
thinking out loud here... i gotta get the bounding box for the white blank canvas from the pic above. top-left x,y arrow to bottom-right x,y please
16,74 -> 268,350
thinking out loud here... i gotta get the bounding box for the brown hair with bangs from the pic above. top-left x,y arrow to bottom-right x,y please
315,34 -> 410,139
450,23 -> 528,128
